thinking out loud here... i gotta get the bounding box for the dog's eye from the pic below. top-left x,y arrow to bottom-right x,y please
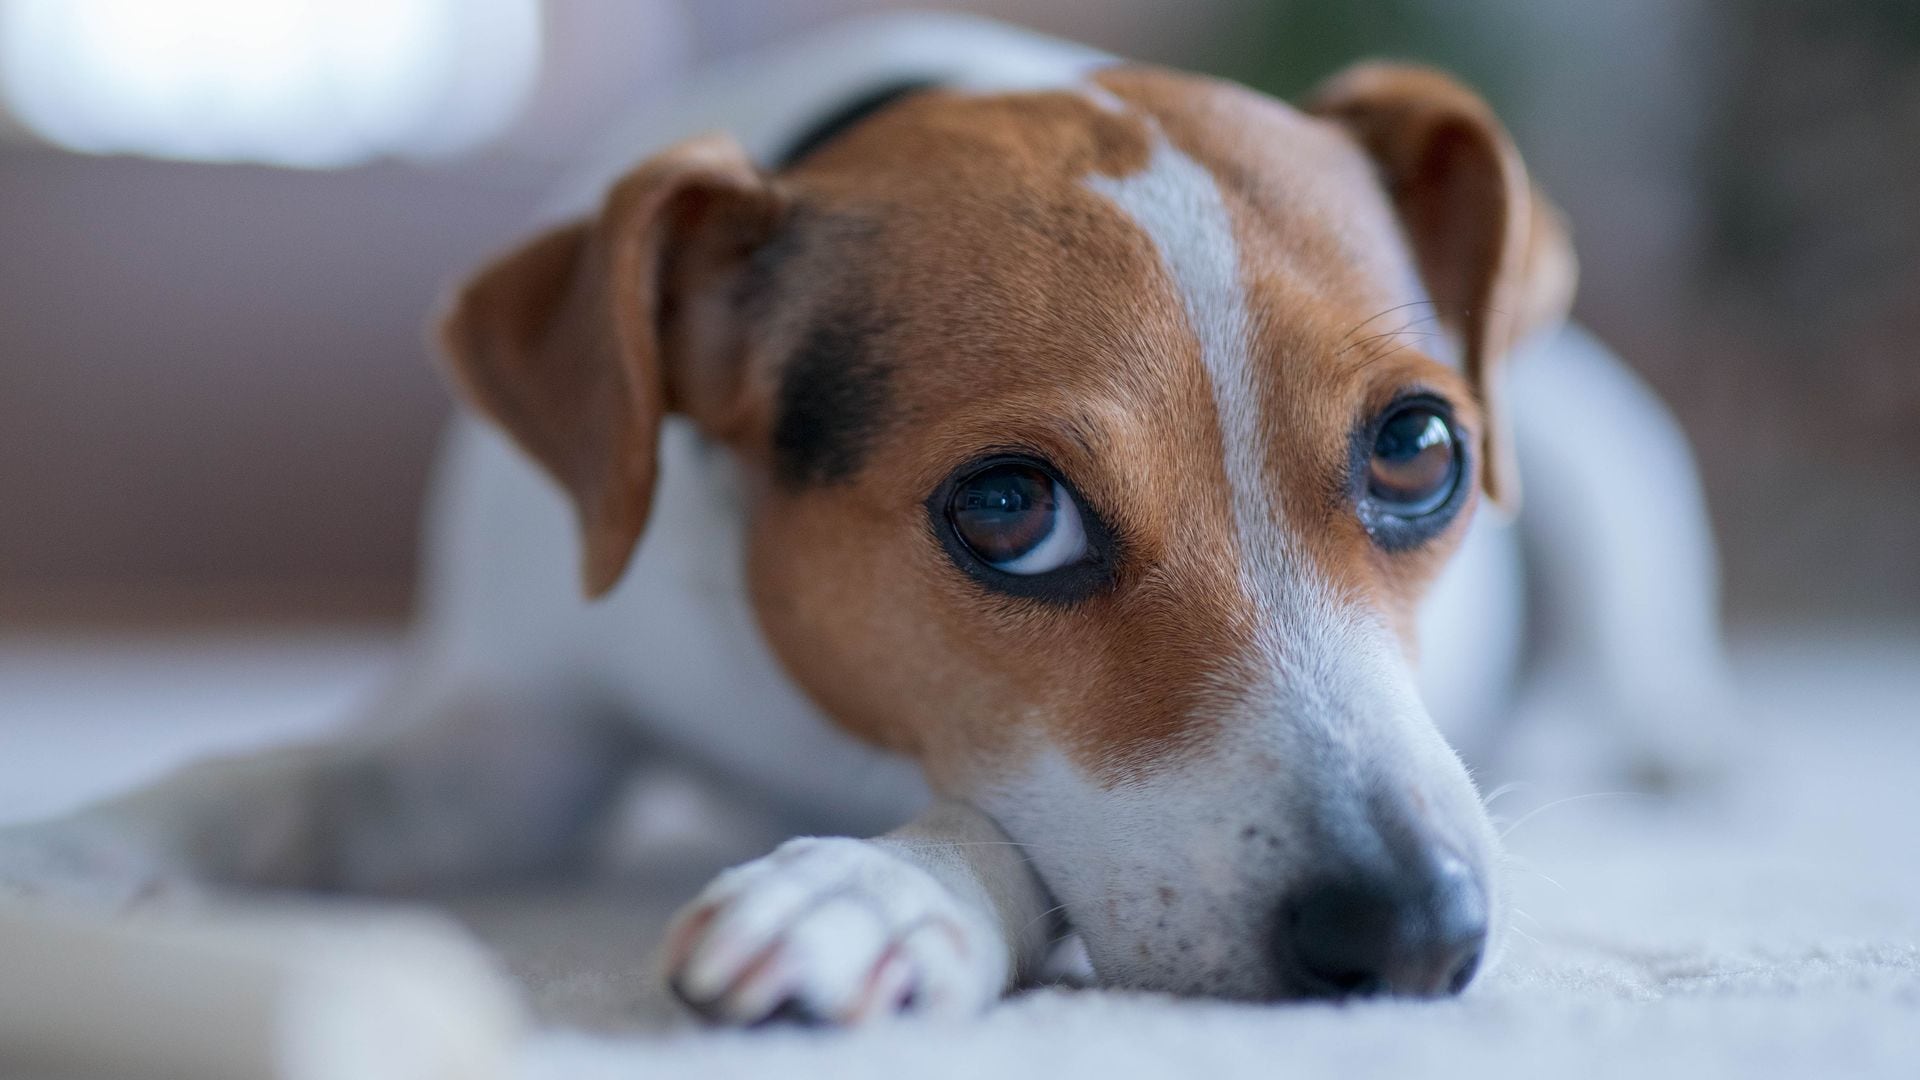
947,462 -> 1088,575
1357,399 -> 1466,551
1368,405 -> 1461,517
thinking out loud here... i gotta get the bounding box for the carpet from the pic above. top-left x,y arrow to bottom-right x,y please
1,627 -> 1916,1077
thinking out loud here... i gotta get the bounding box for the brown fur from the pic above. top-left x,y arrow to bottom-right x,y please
436,64 -> 1573,792
437,135 -> 788,596
1308,63 -> 1577,509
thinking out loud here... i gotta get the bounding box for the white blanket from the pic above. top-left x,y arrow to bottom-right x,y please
3,628 -> 1915,1078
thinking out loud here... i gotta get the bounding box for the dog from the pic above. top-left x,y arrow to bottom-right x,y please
0,15 -> 1726,1026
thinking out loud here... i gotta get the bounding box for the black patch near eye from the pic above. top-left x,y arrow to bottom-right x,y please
772,314 -> 893,489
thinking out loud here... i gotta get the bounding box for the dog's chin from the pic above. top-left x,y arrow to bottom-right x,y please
1088,958 -> 1291,1003
1068,928 -> 1285,1002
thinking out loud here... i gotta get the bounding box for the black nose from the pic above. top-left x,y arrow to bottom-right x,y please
1278,854 -> 1487,999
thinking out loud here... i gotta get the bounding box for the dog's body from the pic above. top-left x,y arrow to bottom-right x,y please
0,16 -> 1726,1026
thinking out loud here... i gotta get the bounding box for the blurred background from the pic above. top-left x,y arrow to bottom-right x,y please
1,0 -> 1915,630
6,8 -> 1917,1053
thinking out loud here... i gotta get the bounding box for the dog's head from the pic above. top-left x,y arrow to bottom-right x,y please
440,63 -> 1574,1001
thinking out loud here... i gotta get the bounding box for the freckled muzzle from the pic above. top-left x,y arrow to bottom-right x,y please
977,642 -> 1502,1004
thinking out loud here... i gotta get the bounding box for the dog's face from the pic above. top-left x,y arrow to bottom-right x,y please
442,64 -> 1574,1000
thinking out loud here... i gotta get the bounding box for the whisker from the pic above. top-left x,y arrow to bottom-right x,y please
1046,926 -> 1084,949
1515,866 -> 1568,893
1331,299 -> 1445,352
1482,781 -> 1531,809
1498,849 -> 1571,894
903,839 -> 1044,851
1018,901 -> 1077,940
1014,892 -> 1139,941
1338,321 -> 1443,360
1352,335 -> 1432,373
1499,790 -> 1645,841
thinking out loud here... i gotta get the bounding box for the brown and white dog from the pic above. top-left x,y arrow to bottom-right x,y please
0,15 -> 1726,1026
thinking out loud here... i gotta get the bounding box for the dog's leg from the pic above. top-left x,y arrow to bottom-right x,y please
1503,325 -> 1734,788
0,669 -> 643,907
662,799 -> 1055,1026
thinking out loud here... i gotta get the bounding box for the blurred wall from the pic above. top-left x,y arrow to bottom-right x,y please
0,0 -> 1237,623
2,0 -> 1914,625
0,153 -> 540,620
1215,0 -> 1920,623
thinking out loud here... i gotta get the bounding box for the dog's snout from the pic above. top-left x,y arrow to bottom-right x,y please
1277,853 -> 1488,1000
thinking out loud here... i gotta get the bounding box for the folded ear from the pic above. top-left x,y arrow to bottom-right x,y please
438,135 -> 784,597
1309,63 -> 1576,511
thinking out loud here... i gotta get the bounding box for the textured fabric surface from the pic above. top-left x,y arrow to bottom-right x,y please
2,629 -> 1916,1078
512,632 -> 1920,1078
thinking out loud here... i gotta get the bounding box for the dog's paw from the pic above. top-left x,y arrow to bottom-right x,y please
0,820 -> 198,911
663,837 -> 1005,1027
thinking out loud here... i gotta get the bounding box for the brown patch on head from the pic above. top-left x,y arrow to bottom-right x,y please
1080,65 -> 1565,647
726,67 -> 1569,789
1080,68 -> 1491,646
1307,63 -> 1577,509
725,87 -> 1260,788
440,65 -> 1571,798
438,135 -> 786,597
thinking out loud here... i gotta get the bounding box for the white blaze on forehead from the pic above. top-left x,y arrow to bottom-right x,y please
973,134 -> 1502,1001
1085,140 -> 1287,584
1084,135 -> 1385,707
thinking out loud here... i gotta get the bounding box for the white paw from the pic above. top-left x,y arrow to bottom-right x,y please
0,820 -> 197,911
663,837 -> 1005,1026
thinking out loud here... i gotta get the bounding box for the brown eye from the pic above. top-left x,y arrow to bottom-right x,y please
1368,406 -> 1460,517
947,462 -> 1088,574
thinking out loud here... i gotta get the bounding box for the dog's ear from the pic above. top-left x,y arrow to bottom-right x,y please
439,135 -> 784,597
1309,63 -> 1576,511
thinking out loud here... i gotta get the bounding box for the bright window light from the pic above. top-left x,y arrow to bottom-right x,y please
0,0 -> 541,168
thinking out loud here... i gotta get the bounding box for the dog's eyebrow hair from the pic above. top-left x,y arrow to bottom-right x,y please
772,310 -> 894,490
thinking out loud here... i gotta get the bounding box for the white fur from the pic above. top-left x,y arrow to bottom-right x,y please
669,838 -> 992,1023
930,134 -> 1503,996
0,14 -> 1726,1024
418,417 -> 927,836
1086,141 -> 1285,589
664,800 -> 1046,1025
